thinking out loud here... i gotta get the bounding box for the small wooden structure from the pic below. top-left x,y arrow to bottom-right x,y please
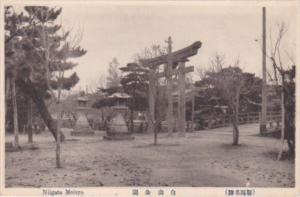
140,37 -> 201,135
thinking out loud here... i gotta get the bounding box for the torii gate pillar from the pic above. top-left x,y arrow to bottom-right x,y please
148,69 -> 156,133
178,61 -> 186,136
166,36 -> 174,136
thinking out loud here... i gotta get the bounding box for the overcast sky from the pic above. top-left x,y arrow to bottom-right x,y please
56,3 -> 297,91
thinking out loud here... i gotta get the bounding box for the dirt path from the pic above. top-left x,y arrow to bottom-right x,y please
5,124 -> 294,187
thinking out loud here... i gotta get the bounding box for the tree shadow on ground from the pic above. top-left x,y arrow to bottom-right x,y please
263,150 -> 294,161
6,143 -> 39,152
133,143 -> 181,148
66,138 -> 80,141
186,135 -> 202,139
252,131 -> 280,139
219,143 -> 248,150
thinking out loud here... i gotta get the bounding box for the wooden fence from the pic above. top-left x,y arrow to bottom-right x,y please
201,111 -> 281,130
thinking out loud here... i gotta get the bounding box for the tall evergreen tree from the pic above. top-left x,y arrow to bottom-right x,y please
120,63 -> 149,132
5,6 -> 86,141
5,6 -> 29,147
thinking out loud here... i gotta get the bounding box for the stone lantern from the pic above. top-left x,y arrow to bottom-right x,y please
71,93 -> 95,136
103,92 -> 134,140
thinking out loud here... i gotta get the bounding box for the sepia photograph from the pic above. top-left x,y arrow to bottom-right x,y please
1,0 -> 299,196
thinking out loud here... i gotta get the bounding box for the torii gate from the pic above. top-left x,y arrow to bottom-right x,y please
172,85 -> 196,133
141,37 -> 202,135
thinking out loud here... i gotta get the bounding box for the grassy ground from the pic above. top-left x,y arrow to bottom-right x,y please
5,124 -> 294,187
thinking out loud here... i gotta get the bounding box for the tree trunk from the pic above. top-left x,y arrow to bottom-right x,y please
232,92 -> 240,145
16,78 -> 65,141
56,109 -> 62,168
287,139 -> 294,155
277,79 -> 285,160
56,72 -> 63,168
232,119 -> 239,145
130,108 -> 134,133
56,103 -> 62,168
154,121 -> 158,145
35,94 -> 65,141
27,97 -> 33,143
5,77 -> 10,101
11,77 -> 19,148
5,77 -> 11,132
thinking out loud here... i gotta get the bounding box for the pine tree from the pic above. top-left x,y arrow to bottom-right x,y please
5,6 -> 29,147
120,63 -> 149,132
5,6 -> 86,141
